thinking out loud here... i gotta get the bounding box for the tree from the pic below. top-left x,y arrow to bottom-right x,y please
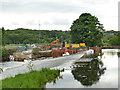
2,27 -> 7,47
0,28 -> 2,45
71,58 -> 106,86
109,34 -> 119,46
117,31 -> 120,45
23,39 -> 30,44
70,13 -> 104,47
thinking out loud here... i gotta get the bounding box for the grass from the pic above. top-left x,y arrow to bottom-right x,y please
4,43 -> 48,50
4,44 -> 22,50
2,68 -> 60,88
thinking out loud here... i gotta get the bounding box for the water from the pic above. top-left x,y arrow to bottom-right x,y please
46,49 -> 119,88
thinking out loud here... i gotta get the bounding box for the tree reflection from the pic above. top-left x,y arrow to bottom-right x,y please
117,52 -> 120,57
71,58 -> 106,87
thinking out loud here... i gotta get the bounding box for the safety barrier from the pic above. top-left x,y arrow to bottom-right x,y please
52,49 -> 77,58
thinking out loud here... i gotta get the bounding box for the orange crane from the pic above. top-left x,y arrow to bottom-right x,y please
46,39 -> 59,50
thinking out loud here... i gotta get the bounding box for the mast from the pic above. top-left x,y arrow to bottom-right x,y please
38,21 -> 40,44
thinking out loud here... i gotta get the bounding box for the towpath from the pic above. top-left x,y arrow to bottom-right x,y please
0,52 -> 85,80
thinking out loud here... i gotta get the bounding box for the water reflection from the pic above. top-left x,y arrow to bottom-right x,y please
71,58 -> 106,87
46,49 -> 118,88
117,52 -> 120,57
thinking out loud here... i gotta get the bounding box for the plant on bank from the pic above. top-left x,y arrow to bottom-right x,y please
2,68 -> 61,88
27,61 -> 34,71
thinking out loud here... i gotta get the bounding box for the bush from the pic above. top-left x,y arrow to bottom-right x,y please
2,48 -> 10,62
32,48 -> 40,55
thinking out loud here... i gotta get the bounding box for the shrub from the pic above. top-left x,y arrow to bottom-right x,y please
32,48 -> 40,55
2,48 -> 10,61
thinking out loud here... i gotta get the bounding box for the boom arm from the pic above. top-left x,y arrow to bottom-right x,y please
50,39 -> 59,47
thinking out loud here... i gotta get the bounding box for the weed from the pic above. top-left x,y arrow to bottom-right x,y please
27,61 -> 34,71
0,68 -> 3,73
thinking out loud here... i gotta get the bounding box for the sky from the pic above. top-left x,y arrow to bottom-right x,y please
0,0 -> 119,31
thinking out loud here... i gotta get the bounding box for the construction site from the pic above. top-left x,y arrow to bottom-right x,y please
0,0 -> 119,88
10,39 -> 91,61
1,38 -> 103,80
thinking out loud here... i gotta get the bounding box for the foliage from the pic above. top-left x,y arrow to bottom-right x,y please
2,48 -> 17,62
117,31 -> 120,45
0,28 -> 2,45
2,68 -> 60,88
4,44 -> 19,50
1,26 -> 119,47
2,48 -> 10,61
0,68 -> 3,73
118,52 -> 120,57
23,39 -> 30,44
2,27 -> 7,46
70,13 -> 104,47
102,31 -> 120,46
72,58 -> 106,86
5,28 -> 71,45
27,61 -> 34,71
109,35 -> 119,46
32,48 -> 40,55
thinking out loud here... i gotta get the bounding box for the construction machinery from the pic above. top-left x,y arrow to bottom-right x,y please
65,43 -> 86,49
72,44 -> 80,48
80,43 -> 86,47
65,44 -> 70,48
46,39 -> 59,50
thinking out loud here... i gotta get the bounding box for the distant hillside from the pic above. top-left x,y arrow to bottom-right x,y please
102,30 -> 120,46
5,28 -> 71,44
1,28 -> 119,46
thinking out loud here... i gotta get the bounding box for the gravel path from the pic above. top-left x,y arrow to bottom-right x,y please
0,53 -> 85,80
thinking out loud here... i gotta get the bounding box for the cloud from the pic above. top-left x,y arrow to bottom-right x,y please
12,22 -> 19,25
26,19 -> 38,25
81,0 -> 110,5
1,0 -> 86,14
43,21 -> 51,25
0,0 -> 119,31
52,16 -> 70,25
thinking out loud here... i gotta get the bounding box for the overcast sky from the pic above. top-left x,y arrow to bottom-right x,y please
0,0 -> 119,31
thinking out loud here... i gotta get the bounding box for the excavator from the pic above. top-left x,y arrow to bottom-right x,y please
46,39 -> 59,50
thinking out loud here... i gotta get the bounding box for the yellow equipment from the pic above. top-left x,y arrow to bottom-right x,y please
72,44 -> 80,48
65,44 -> 70,48
80,43 -> 85,46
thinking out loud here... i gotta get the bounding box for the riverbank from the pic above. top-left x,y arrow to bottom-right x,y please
0,52 -> 85,80
2,68 -> 61,88
46,49 -> 119,88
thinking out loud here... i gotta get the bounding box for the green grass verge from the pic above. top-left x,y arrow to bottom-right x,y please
4,44 -> 22,50
2,68 -> 60,88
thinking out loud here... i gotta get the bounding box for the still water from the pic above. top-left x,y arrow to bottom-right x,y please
46,49 -> 119,88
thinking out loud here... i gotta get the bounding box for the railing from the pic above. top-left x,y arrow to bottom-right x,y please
102,46 -> 120,49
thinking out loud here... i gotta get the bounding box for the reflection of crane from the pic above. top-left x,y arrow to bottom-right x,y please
46,39 -> 59,49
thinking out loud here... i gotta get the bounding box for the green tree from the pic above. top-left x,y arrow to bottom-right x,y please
72,58 -> 106,86
117,31 -> 120,45
23,39 -> 30,44
70,13 -> 104,47
109,35 -> 119,46
2,27 -> 7,47
5,28 -> 71,45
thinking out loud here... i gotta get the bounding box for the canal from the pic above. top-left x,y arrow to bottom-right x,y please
46,49 -> 119,88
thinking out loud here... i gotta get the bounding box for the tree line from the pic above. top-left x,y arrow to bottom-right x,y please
1,27 -> 119,47
2,28 -> 71,45
70,13 -> 119,46
1,13 -> 120,47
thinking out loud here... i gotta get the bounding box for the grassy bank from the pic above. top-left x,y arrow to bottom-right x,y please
2,68 -> 60,88
4,43 -> 49,50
